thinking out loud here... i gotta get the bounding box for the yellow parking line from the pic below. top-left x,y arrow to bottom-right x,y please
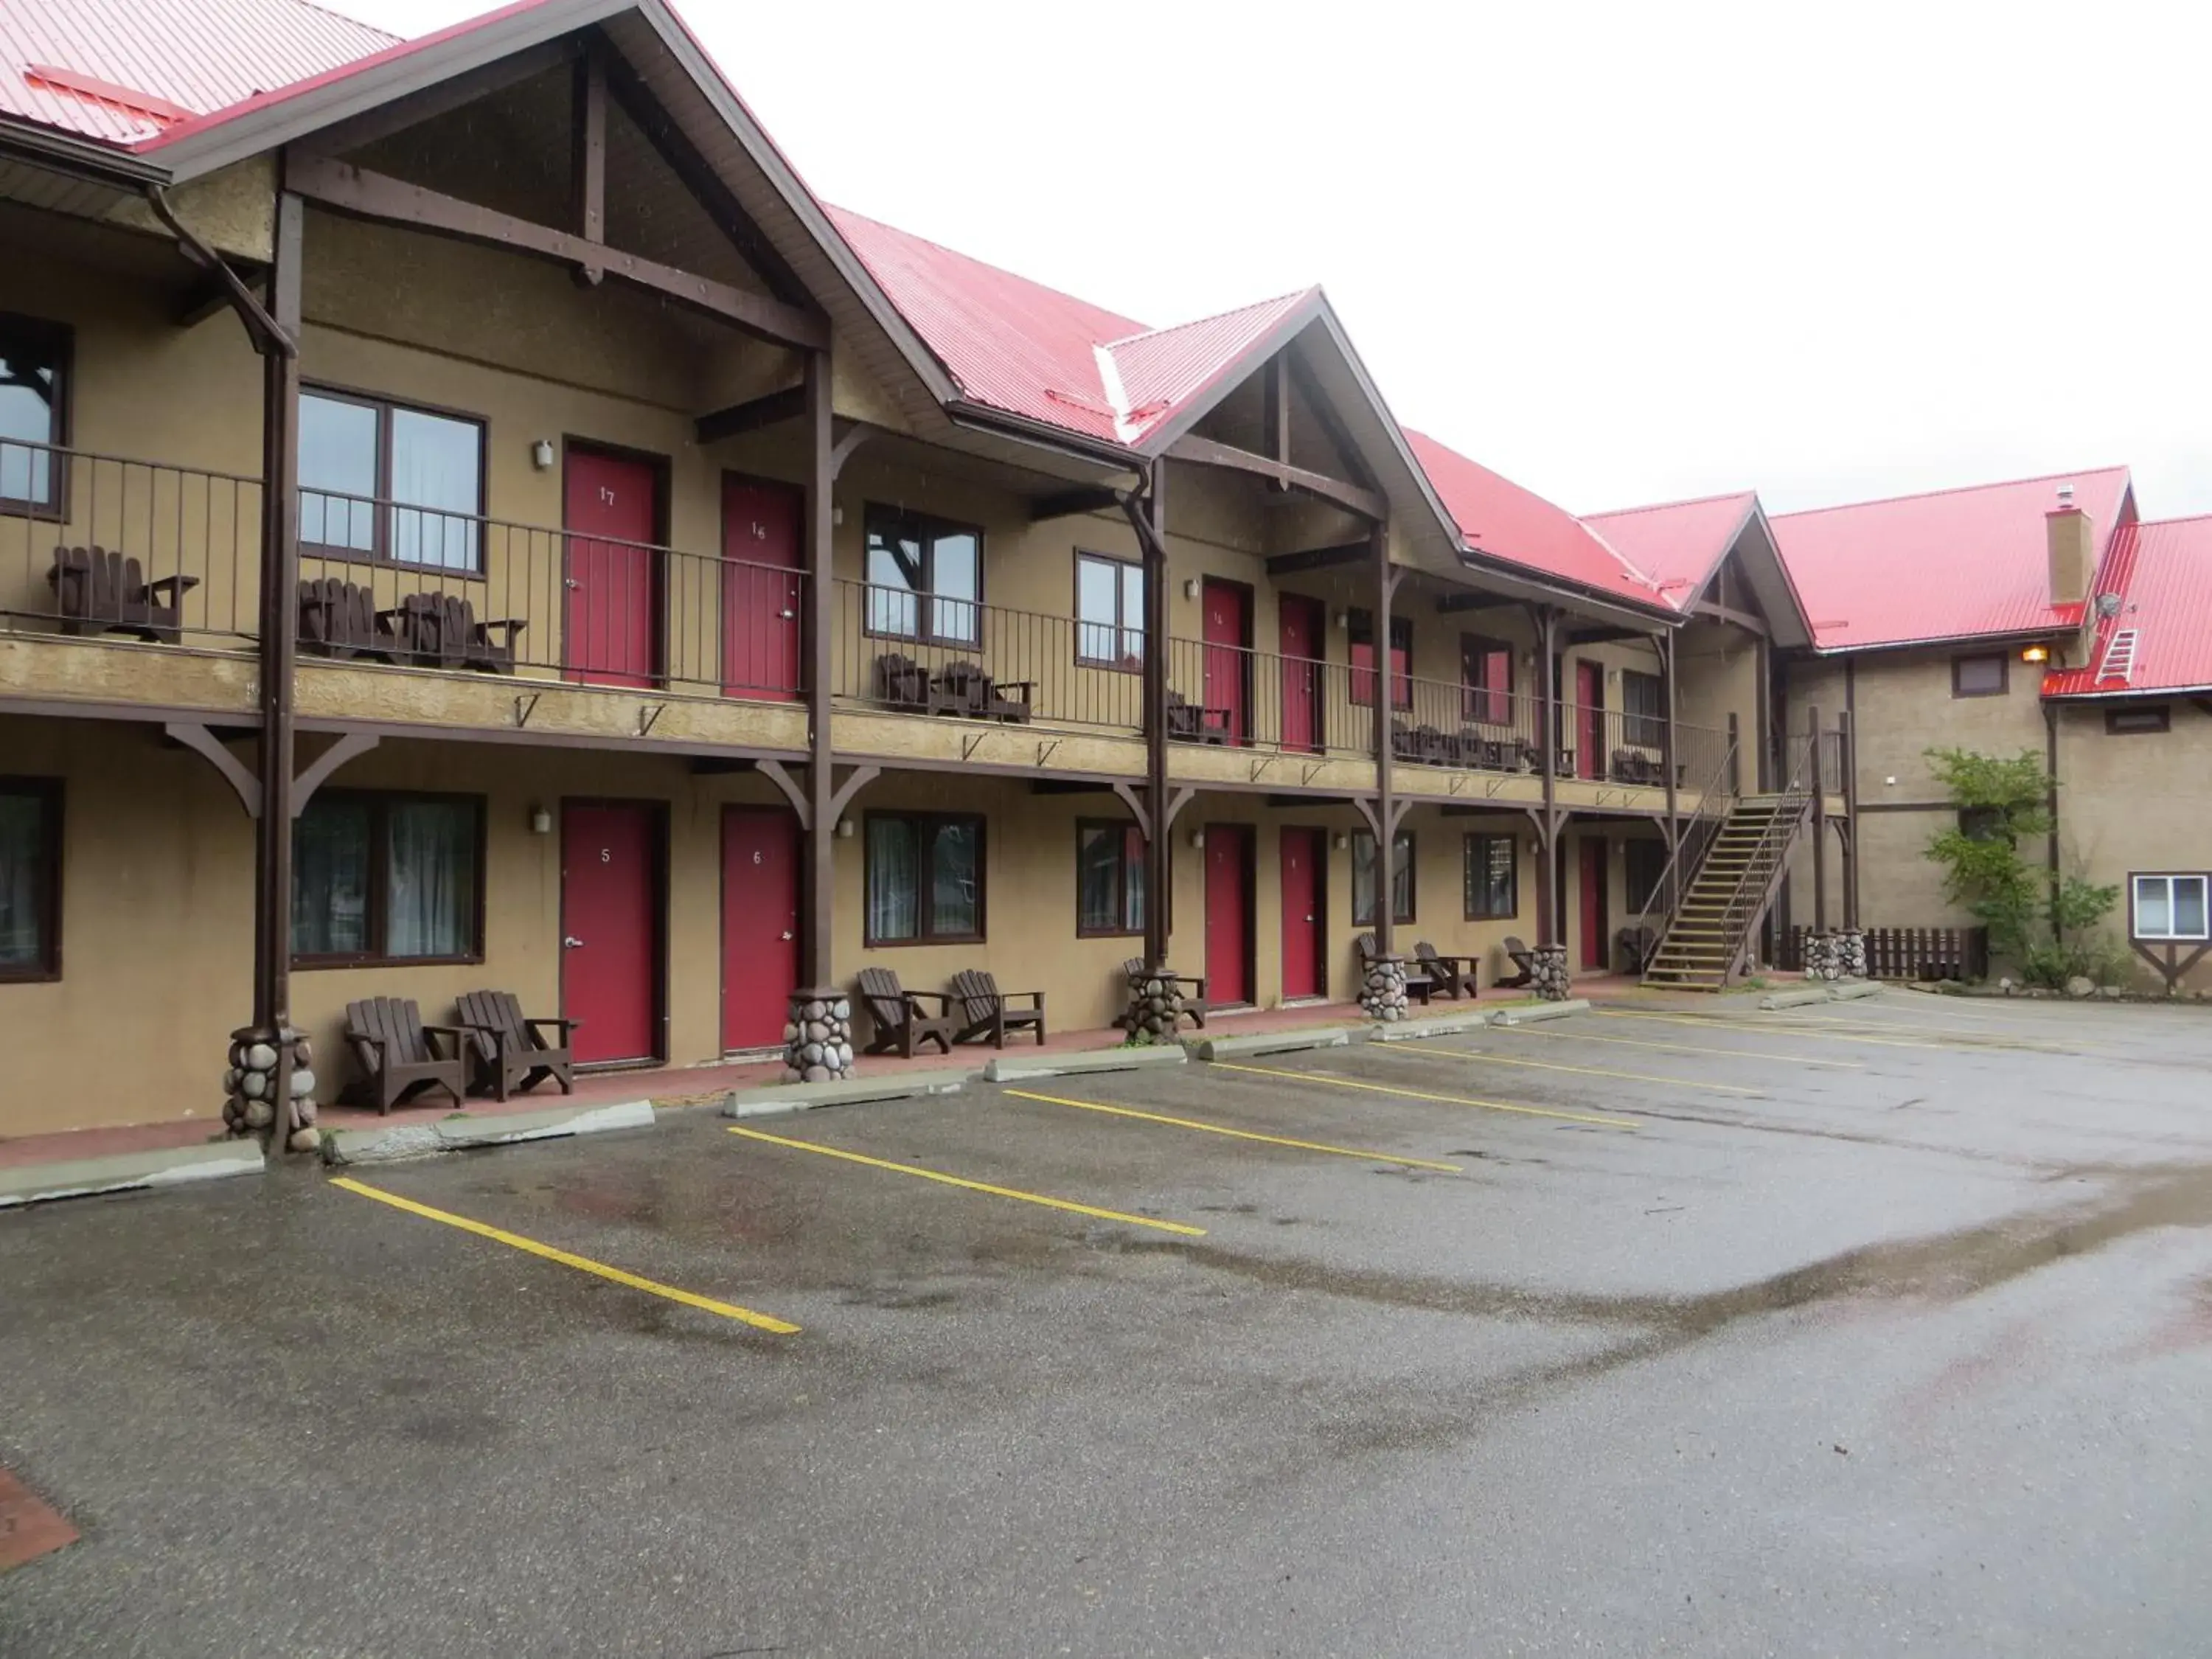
1778,1011 -> 2086,1051
1596,1009 -> 1945,1051
1004,1088 -> 1462,1172
727,1126 -> 1205,1237
331,1176 -> 799,1334
1388,1040 -> 1762,1096
1496,1023 -> 1863,1069
1207,1061 -> 1640,1130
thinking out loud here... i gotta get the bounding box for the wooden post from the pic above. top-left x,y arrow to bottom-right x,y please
251,189 -> 304,1049
1658,629 -> 1679,919
801,348 -> 835,990
1808,703 -> 1827,933
1839,706 -> 1860,928
1534,605 -> 1559,948
571,52 -> 606,282
1370,519 -> 1396,954
1144,473 -> 1172,967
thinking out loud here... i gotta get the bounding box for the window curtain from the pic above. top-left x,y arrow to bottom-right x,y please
0,792 -> 45,966
292,798 -> 372,955
386,801 -> 475,958
931,819 -> 981,936
1077,825 -> 1121,932
389,408 -> 481,571
868,817 -> 919,941
298,394 -> 378,552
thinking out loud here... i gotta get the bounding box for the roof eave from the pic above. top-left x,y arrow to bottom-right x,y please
1807,622 -> 2075,658
0,117 -> 171,187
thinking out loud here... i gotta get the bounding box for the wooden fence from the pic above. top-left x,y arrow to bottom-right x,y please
1780,925 -> 1989,982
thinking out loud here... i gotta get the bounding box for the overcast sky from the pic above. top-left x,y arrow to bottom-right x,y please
332,0 -> 2212,521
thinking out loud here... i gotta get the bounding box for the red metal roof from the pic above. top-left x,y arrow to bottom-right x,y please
1105,290 -> 1314,445
1769,466 -> 2135,651
0,0 -> 394,145
1405,429 -> 1667,607
2042,515 -> 2212,698
1583,490 -> 1759,612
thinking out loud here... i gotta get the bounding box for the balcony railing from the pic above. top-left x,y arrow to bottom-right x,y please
1,439 -> 260,650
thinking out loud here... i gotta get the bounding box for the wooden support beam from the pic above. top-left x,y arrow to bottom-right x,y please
1565,625 -> 1649,647
175,264 -> 265,330
756,757 -> 810,830
695,384 -> 804,445
164,720 -> 262,818
1264,540 -> 1366,577
571,52 -> 606,285
291,731 -> 379,816
287,153 -> 830,352
1284,353 -> 1382,495
1263,355 -> 1289,488
1692,597 -> 1768,637
301,38 -> 580,159
1031,487 -> 1121,524
1030,779 -> 1119,796
830,422 -> 874,481
827,763 -> 879,827
1109,780 -> 1150,841
689,757 -> 757,775
594,44 -> 817,313
1435,591 -> 1519,614
1164,432 -> 1386,523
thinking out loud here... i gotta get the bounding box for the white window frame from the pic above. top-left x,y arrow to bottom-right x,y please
2130,874 -> 2209,942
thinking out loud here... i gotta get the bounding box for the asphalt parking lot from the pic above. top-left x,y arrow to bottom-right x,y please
4,993 -> 2211,1657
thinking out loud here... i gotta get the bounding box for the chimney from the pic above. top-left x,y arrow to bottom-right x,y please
2047,482 -> 2093,608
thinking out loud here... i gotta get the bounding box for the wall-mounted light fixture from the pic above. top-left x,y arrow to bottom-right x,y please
2020,644 -> 2051,664
529,805 -> 553,835
1335,610 -> 1352,630
1332,832 -> 1349,851
1183,577 -> 1200,600
531,439 -> 555,471
836,818 -> 856,839
1189,828 -> 1206,849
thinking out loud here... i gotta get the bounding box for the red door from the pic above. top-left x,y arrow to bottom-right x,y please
1280,827 -> 1324,1000
562,802 -> 661,1065
564,449 -> 661,688
1206,824 -> 1253,1006
1576,659 -> 1604,780
722,475 -> 802,700
1579,837 -> 1608,972
1279,594 -> 1324,754
722,808 -> 800,1051
1202,580 -> 1251,745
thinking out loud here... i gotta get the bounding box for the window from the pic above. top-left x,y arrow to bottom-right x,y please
1957,805 -> 2011,844
1076,820 -> 1146,935
1624,838 -> 1669,914
1352,830 -> 1415,925
1349,611 -> 1412,709
865,506 -> 981,645
1461,635 -> 1513,725
0,313 -> 69,515
0,779 -> 61,980
1951,653 -> 2008,698
2131,874 -> 2208,942
1462,832 -> 1517,920
1621,668 -> 1665,748
292,793 -> 481,964
2106,705 -> 2171,734
1076,552 -> 1144,668
299,389 -> 484,571
866,812 -> 984,945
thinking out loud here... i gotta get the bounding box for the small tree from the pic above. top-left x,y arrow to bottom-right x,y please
1922,747 -> 2123,987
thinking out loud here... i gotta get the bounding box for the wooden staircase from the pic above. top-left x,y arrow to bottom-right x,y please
1642,785 -> 1814,990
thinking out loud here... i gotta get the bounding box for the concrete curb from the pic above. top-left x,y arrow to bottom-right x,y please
1758,987 -> 1832,1011
1370,1008 -> 1493,1043
323,1099 -> 655,1166
1189,1028 -> 1352,1062
1488,999 -> 1589,1026
723,1074 -> 967,1117
0,1141 -> 265,1208
984,1047 -> 1184,1082
1828,981 -> 1883,1001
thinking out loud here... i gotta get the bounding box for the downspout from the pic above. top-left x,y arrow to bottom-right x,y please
2045,699 -> 2062,941
1114,463 -> 1173,971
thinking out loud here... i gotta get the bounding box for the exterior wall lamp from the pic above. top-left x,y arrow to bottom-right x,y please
2020,644 -> 2051,664
529,805 -> 552,835
531,439 -> 555,470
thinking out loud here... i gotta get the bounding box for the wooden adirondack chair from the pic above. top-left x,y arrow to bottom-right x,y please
855,967 -> 961,1057
298,577 -> 399,661
1414,939 -> 1481,1001
341,996 -> 470,1114
1166,691 -> 1230,744
948,969 -> 1046,1048
930,661 -> 1034,723
1355,931 -> 1435,1004
389,593 -> 524,671
47,546 -> 198,642
874,652 -> 931,712
1500,935 -> 1538,989
455,990 -> 577,1101
1115,957 -> 1210,1031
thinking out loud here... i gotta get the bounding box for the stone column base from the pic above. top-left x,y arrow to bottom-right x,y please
1529,944 -> 1571,1001
1837,928 -> 1868,979
223,1025 -> 319,1153
1125,969 -> 1186,1043
784,990 -> 855,1082
1803,932 -> 1843,981
1360,955 -> 1410,1021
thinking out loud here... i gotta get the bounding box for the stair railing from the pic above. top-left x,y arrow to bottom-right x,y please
1713,729 -> 1820,980
1630,734 -> 1739,975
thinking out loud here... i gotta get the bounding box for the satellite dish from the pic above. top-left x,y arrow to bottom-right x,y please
2094,592 -> 2124,618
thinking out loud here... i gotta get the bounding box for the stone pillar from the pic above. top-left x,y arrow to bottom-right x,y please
1360,954 -> 1410,1022
1837,928 -> 1868,981
1125,969 -> 1186,1043
784,989 -> 855,1083
1802,931 -> 1842,981
223,1025 -> 318,1153
1529,943 -> 1571,1001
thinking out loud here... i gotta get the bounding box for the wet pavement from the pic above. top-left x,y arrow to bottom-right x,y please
3,994 -> 2210,1656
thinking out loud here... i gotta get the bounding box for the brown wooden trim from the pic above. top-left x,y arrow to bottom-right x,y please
572,52 -> 607,278
291,788 -> 487,970
695,385 -> 805,446
1074,817 -> 1146,938
288,153 -> 829,351
1164,431 -> 1386,521
164,720 -> 262,817
0,310 -> 72,518
1692,597 -> 1769,637
298,38 -> 580,160
1031,487 -> 1121,524
1264,541 -> 1366,577
0,775 -> 63,982
1950,650 -> 2010,698
860,810 -> 987,947
1263,356 -> 1290,485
